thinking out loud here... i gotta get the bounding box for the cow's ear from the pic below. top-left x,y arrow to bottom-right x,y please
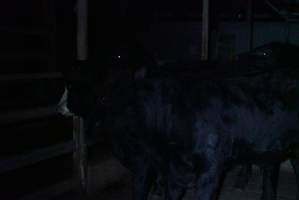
134,66 -> 147,80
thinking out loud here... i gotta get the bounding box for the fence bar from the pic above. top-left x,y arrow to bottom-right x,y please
0,106 -> 58,123
0,141 -> 73,174
0,72 -> 62,81
21,179 -> 74,200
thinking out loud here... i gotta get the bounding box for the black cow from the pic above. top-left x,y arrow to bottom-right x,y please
61,62 -> 299,200
59,41 -> 178,200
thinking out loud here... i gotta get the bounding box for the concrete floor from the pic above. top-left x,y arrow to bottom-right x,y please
54,143 -> 297,200
82,159 -> 297,200
219,162 -> 297,200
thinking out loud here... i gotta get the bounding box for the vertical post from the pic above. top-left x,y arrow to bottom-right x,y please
74,0 -> 88,197
73,116 -> 88,196
77,0 -> 88,60
248,0 -> 254,51
201,0 -> 210,61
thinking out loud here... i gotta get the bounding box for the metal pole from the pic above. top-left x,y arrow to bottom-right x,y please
77,0 -> 88,60
73,116 -> 88,196
201,0 -> 210,61
74,0 -> 88,197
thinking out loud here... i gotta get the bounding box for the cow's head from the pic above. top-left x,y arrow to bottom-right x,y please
58,60 -> 122,118
57,40 -> 154,119
58,65 -> 148,119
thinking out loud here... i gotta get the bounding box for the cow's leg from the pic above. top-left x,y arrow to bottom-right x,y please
234,164 -> 252,190
132,164 -> 156,200
165,158 -> 191,200
290,158 -> 299,200
151,175 -> 164,197
260,164 -> 280,200
194,158 -> 224,200
165,180 -> 187,200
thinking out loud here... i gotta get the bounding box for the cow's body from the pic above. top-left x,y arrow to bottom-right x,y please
63,65 -> 299,200
130,72 -> 299,200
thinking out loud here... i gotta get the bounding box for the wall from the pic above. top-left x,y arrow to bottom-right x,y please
143,21 -> 299,63
143,21 -> 202,64
220,22 -> 299,54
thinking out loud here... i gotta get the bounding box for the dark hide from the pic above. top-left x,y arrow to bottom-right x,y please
65,66 -> 299,200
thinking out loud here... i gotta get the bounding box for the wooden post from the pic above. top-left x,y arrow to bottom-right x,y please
201,0 -> 210,61
74,0 -> 88,197
248,0 -> 254,51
